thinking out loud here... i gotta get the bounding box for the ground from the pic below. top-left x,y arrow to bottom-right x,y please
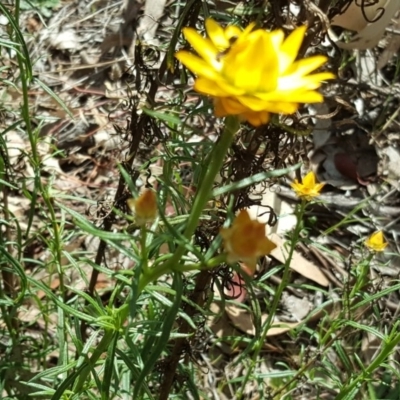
1,0 -> 400,399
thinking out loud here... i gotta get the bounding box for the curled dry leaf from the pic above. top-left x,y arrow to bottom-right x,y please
137,0 -> 167,42
225,303 -> 301,336
208,302 -> 288,348
269,233 -> 329,287
309,118 -> 379,190
332,0 -> 389,31
223,299 -> 342,337
331,0 -> 400,49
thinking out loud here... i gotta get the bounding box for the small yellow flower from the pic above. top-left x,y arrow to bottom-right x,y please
127,189 -> 157,226
176,19 -> 335,126
365,231 -> 388,252
220,210 -> 277,272
290,171 -> 324,200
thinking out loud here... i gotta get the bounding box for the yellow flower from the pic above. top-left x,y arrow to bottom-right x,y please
220,210 -> 277,272
365,231 -> 388,252
127,189 -> 157,226
290,171 -> 324,200
176,19 -> 335,126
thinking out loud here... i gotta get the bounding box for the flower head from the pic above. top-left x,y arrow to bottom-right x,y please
290,171 -> 324,200
176,20 -> 334,126
365,231 -> 387,252
127,189 -> 157,226
220,210 -> 277,272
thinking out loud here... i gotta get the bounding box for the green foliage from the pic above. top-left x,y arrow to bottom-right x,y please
20,0 -> 60,17
0,0 -> 399,399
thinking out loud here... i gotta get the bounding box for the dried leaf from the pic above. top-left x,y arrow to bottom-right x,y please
269,233 -> 330,287
378,15 -> 400,68
225,303 -> 301,336
224,299 -> 342,337
332,0 -> 389,32
138,0 -> 167,41
331,0 -> 400,49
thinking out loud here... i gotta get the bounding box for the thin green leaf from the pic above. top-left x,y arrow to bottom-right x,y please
142,107 -> 183,126
101,331 -> 119,400
212,164 -> 300,197
34,78 -> 74,118
132,273 -> 183,398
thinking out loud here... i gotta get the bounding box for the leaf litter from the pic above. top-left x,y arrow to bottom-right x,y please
1,0 -> 400,398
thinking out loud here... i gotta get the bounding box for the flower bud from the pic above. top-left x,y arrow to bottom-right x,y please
127,189 -> 157,226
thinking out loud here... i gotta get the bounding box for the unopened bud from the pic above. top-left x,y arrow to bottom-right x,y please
127,189 -> 157,226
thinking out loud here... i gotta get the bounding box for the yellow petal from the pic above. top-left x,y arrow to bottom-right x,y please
238,96 -> 299,114
241,110 -> 270,126
236,95 -> 271,111
286,55 -> 329,77
265,101 -> 299,114
279,26 -> 307,74
278,72 -> 335,91
194,78 -> 226,96
215,80 -> 248,96
224,31 -> 278,92
365,231 -> 388,252
303,171 -> 316,187
182,27 -> 220,68
257,32 -> 281,92
205,19 -> 229,50
290,171 -> 324,200
269,29 -> 285,51
224,25 -> 242,41
218,97 -> 250,114
195,77 -> 246,96
256,89 -> 323,103
175,52 -> 221,80
284,91 -> 323,103
234,22 -> 256,46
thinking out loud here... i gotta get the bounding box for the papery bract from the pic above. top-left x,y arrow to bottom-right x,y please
220,210 -> 277,272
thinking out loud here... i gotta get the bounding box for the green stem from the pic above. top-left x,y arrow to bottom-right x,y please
349,254 -> 373,298
73,330 -> 115,393
238,199 -> 307,399
336,328 -> 400,400
72,116 -> 239,392
167,116 -> 239,267
140,227 -> 149,274
135,116 -> 239,293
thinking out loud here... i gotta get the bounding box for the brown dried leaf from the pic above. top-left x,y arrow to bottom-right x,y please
331,0 -> 399,49
332,0 -> 389,32
225,303 -> 301,336
224,299 -> 342,337
269,233 -> 330,287
138,0 -> 167,41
